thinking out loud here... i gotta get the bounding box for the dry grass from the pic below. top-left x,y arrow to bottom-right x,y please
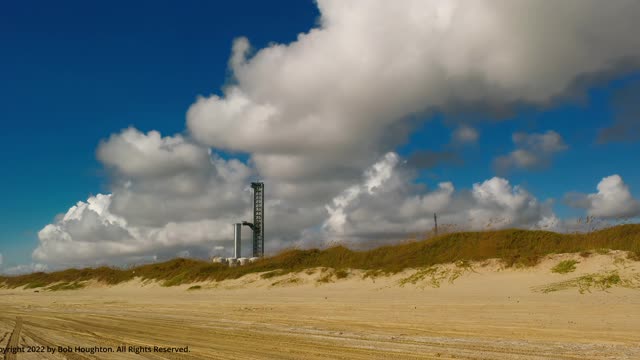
2,224 -> 640,288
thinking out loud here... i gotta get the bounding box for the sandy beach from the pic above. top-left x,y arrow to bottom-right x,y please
1,252 -> 639,360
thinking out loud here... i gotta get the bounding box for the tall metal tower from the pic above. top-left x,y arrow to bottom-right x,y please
242,182 -> 264,257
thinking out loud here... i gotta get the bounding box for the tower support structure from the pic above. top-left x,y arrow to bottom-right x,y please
242,182 -> 264,257
234,223 -> 242,259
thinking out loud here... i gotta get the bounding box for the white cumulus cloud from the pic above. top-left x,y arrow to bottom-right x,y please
34,129 -> 255,266
317,152 -> 557,246
565,175 -> 640,219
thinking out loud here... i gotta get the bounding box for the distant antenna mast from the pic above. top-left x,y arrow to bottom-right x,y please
434,213 -> 438,236
242,182 -> 264,257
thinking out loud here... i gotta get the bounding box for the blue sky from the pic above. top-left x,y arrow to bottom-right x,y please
398,74 -> 640,210
0,0 -> 319,266
1,1 -> 639,270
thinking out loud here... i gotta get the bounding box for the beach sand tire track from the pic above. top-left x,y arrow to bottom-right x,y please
21,317 -> 200,360
20,327 -> 92,360
0,332 -> 8,346
4,317 -> 22,360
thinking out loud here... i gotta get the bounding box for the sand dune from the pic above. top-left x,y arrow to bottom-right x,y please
1,252 -> 639,359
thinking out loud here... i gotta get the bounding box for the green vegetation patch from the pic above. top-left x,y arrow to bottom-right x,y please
24,281 -> 48,289
187,285 -> 202,290
398,264 -> 472,288
533,271 -> 640,294
551,260 -> 579,274
46,282 -> 85,291
399,267 -> 442,287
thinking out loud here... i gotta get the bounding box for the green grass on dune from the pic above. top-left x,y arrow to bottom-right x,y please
2,224 -> 640,289
551,260 -> 579,274
46,281 -> 85,291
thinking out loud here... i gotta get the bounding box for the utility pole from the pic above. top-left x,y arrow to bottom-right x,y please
434,213 -> 438,236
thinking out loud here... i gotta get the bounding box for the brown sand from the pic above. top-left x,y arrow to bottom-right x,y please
1,252 -> 639,359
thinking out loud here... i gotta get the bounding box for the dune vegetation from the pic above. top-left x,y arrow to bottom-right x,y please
1,224 -> 639,289
551,260 -> 580,274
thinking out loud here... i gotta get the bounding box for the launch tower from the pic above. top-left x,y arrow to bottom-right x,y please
242,182 -> 264,257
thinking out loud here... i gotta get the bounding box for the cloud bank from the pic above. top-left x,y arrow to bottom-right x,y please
31,0 -> 640,267
35,147 -> 562,265
188,0 -> 640,183
34,129 -> 254,266
1,263 -> 48,276
320,152 -> 558,245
